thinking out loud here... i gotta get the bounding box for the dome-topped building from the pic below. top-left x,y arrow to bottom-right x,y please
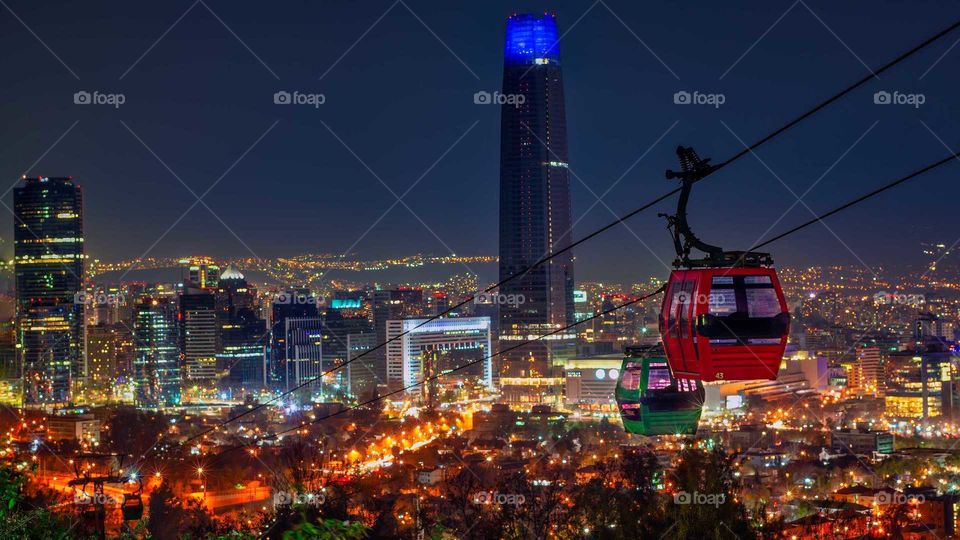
220,263 -> 245,281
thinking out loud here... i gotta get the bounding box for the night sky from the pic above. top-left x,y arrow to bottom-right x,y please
1,0 -> 958,283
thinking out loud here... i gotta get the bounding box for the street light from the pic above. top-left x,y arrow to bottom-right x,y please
196,467 -> 206,503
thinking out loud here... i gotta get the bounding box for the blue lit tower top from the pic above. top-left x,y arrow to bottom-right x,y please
504,13 -> 560,65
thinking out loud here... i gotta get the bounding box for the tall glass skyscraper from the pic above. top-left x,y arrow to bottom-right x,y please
217,264 -> 267,389
14,176 -> 85,406
498,14 -> 576,405
133,296 -> 181,407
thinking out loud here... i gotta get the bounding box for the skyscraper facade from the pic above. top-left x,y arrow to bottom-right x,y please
283,316 -> 323,395
133,296 -> 181,407
217,265 -> 267,388
320,309 -> 372,397
180,288 -> 219,381
385,316 -> 493,398
270,288 -> 320,386
14,176 -> 85,406
497,14 -> 576,405
87,322 -> 134,389
347,332 -> 379,399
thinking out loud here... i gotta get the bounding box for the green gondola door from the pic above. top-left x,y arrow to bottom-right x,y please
615,350 -> 704,436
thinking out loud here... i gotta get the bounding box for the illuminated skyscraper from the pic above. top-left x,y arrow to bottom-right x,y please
87,322 -> 133,389
180,257 -> 220,289
133,296 -> 181,407
283,316 -> 323,395
217,264 -> 267,388
14,176 -> 84,406
369,288 -> 423,392
497,14 -> 575,404
270,288 -> 319,386
319,309 -> 371,398
0,320 -> 21,406
180,288 -> 218,381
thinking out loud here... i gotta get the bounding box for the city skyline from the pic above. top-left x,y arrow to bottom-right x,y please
1,1 -> 959,283
3,3 -> 960,538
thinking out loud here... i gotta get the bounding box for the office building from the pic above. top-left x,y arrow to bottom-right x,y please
846,347 -> 882,395
47,413 -> 100,444
180,288 -> 219,381
14,176 -> 85,406
133,296 -> 181,407
0,320 -> 20,406
884,349 -> 957,419
180,257 -> 220,289
564,353 -> 623,412
270,288 -> 319,386
319,309 -> 372,397
497,14 -> 576,405
830,429 -> 894,455
368,289 -> 422,393
385,316 -> 492,399
347,332 -> 379,398
87,322 -> 134,388
217,265 -> 267,388
282,317 -> 323,395
371,288 -> 423,344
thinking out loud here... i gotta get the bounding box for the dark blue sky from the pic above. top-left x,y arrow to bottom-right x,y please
1,0 -> 958,282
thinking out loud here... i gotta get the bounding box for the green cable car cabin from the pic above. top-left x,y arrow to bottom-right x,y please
615,347 -> 705,436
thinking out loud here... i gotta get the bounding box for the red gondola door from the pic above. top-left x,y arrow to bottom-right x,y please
661,271 -> 700,378
692,268 -> 789,381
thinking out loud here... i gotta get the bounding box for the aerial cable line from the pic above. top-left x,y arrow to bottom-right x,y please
179,14 -> 960,447
750,150 -> 960,251
209,145 -> 960,464
201,286 -> 667,460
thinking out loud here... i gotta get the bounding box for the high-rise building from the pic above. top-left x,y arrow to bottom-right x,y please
133,296 -> 181,407
371,289 -> 423,343
270,288 -> 319,384
319,309 -> 372,397
884,350 -> 956,419
0,320 -> 21,406
87,322 -> 134,388
180,288 -> 219,382
14,176 -> 85,406
221,315 -> 267,388
367,288 -> 423,392
217,265 -> 267,388
282,317 -> 323,395
497,14 -> 575,404
845,347 -> 882,395
85,285 -> 126,326
347,332 -> 379,398
385,317 -> 493,399
180,257 -> 220,289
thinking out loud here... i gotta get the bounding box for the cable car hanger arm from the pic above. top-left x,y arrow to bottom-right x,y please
661,146 -> 772,268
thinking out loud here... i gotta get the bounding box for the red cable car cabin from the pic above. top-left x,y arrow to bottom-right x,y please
660,267 -> 790,382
